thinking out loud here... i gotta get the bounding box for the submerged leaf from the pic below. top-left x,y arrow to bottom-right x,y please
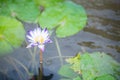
0,16 -> 25,55
39,1 -> 87,38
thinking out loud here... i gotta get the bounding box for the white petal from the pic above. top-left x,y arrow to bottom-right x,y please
28,39 -> 35,43
26,35 -> 34,40
29,31 -> 35,37
38,45 -> 45,52
26,43 -> 33,48
33,29 -> 36,35
38,29 -> 42,36
37,27 -> 41,32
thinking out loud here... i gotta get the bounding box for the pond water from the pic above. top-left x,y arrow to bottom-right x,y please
0,0 -> 120,80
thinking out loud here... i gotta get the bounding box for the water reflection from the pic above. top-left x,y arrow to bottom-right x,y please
73,0 -> 120,62
78,41 -> 101,49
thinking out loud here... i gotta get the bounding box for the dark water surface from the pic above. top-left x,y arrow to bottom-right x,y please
0,0 -> 120,80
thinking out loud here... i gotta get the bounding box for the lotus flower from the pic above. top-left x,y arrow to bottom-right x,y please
26,27 -> 52,51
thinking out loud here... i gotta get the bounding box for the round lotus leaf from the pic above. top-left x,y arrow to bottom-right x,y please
11,2 -> 40,22
34,0 -> 64,7
0,16 -> 25,56
0,0 -> 40,22
38,1 -> 87,38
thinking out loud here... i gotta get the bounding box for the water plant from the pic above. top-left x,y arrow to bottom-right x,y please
58,52 -> 120,80
0,16 -> 25,55
38,1 -> 87,38
26,26 -> 52,80
26,27 -> 52,51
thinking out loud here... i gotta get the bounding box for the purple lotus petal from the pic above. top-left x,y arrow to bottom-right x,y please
27,30 -> 31,35
43,28 -> 47,32
32,43 -> 38,46
45,39 -> 52,43
42,28 -> 48,34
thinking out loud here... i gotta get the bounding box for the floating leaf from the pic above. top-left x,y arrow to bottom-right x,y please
10,1 -> 40,22
34,0 -> 64,7
60,79 -> 71,80
0,0 -> 40,22
0,16 -> 25,55
58,65 -> 78,79
73,76 -> 82,80
96,75 -> 116,80
39,1 -> 87,38
80,52 -> 120,80
60,76 -> 81,80
0,0 -> 11,17
59,52 -> 120,80
66,53 -> 81,73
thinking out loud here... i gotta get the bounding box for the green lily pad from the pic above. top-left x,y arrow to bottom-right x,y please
59,52 -> 120,80
96,75 -> 116,80
10,1 -> 40,22
0,0 -> 40,22
66,53 -> 81,73
0,16 -> 25,56
38,1 -> 87,38
73,76 -> 82,80
80,52 -> 120,80
0,0 -> 11,17
34,0 -> 64,7
58,65 -> 78,79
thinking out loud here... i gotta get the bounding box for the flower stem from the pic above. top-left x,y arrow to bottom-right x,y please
38,49 -> 43,80
54,37 -> 63,66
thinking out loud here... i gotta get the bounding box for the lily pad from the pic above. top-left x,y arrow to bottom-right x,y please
38,1 -> 87,38
0,0 -> 40,22
66,53 -> 81,74
34,0 -> 64,8
0,16 -> 25,56
59,52 -> 120,80
0,0 -> 11,17
58,65 -> 79,80
80,52 -> 120,80
96,75 -> 116,80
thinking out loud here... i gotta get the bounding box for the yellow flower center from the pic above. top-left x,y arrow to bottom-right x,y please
35,35 -> 44,44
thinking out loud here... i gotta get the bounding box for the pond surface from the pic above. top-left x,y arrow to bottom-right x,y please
0,0 -> 120,80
